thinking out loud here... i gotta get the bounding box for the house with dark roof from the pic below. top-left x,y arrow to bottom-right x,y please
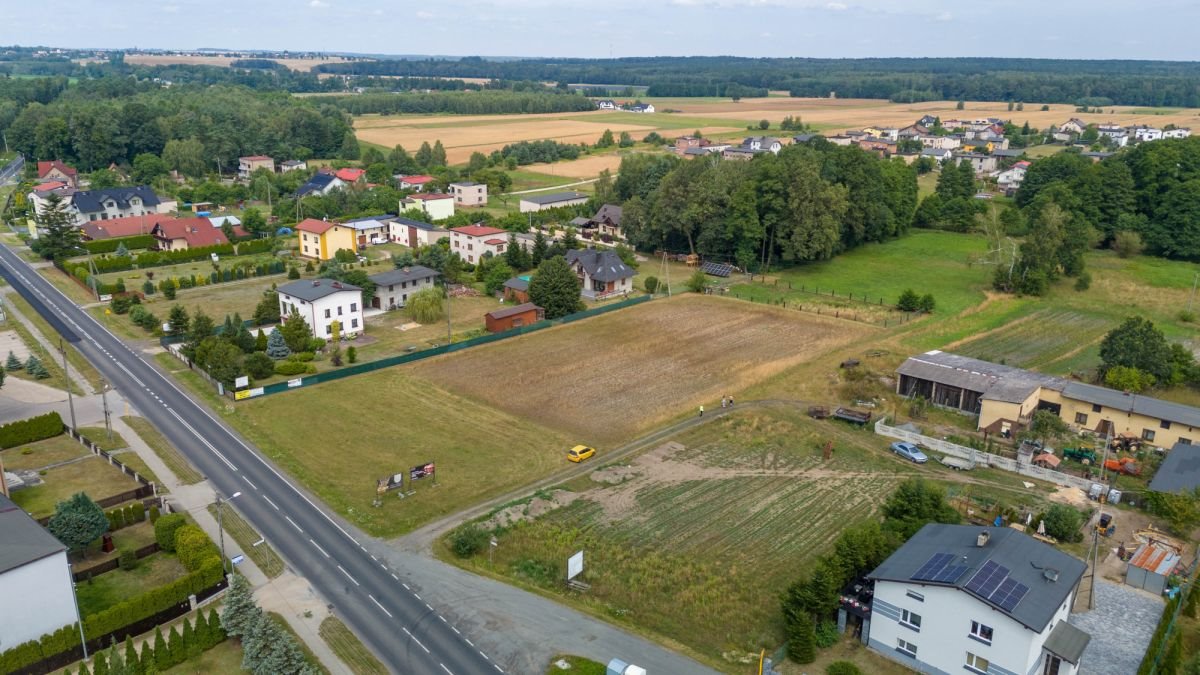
388,216 -> 448,248
565,248 -> 637,300
0,493 -> 80,648
865,523 -> 1089,675
518,191 -> 589,213
37,160 -> 78,188
277,278 -> 364,339
582,204 -> 624,241
151,217 -> 246,250
280,159 -> 308,173
295,172 -> 345,198
64,186 -> 174,226
1148,443 -> 1200,495
368,265 -> 438,310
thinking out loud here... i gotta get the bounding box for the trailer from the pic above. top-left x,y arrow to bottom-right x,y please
941,454 -> 976,471
833,407 -> 872,425
807,405 -> 831,420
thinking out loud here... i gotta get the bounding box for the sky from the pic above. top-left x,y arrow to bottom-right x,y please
2,0 -> 1197,61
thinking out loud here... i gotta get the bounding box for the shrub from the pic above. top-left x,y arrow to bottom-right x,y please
148,505 -> 160,523
288,351 -> 315,362
288,266 -> 300,279
130,501 -> 145,523
0,412 -> 64,449
274,360 -> 308,376
897,288 -> 921,311
1074,271 -> 1092,292
163,284 -> 177,300
175,524 -> 220,572
815,619 -> 840,648
244,352 -> 275,380
450,523 -> 490,558
347,346 -> 357,364
110,295 -> 135,315
918,293 -> 936,313
1039,504 -> 1085,542
685,269 -> 707,293
1112,230 -> 1145,258
826,662 -> 862,675
154,513 -> 187,552
1178,310 -> 1197,324
643,275 -> 659,294
118,546 -> 139,571
307,337 -> 326,352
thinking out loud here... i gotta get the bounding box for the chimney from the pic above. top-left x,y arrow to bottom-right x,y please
332,282 -> 342,289
977,530 -> 990,547
312,280 -> 320,286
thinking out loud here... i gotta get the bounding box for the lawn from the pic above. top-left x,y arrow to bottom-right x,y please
0,309 -> 76,394
1,434 -> 90,471
80,250 -> 285,288
207,502 -> 286,578
121,415 -> 205,485
76,552 -> 188,616
76,426 -> 127,452
354,293 -> 500,362
5,292 -> 104,391
10,455 -> 143,518
410,294 -> 874,446
319,616 -> 388,675
548,655 -> 607,675
162,639 -> 243,674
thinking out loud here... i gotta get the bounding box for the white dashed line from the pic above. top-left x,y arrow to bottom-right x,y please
242,475 -> 258,490
284,515 -> 303,533
479,651 -> 490,661
309,539 -> 329,558
413,593 -> 421,600
401,627 -> 430,654
391,573 -> 399,581
465,638 -> 474,647
438,615 -> 447,623
425,603 -> 433,611
402,582 -> 410,590
451,626 -> 460,635
369,594 -> 393,618
440,664 -> 453,675
337,565 -> 359,586
262,495 -> 279,510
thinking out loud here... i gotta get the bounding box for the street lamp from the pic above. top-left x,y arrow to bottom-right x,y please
215,491 -> 242,575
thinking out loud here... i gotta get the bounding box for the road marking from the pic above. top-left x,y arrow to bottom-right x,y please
401,627 -> 430,654
242,475 -> 258,490
167,408 -> 238,471
425,603 -> 433,611
494,666 -> 503,673
438,615 -> 447,623
338,565 -> 359,586
380,563 -> 387,570
284,516 -> 303,533
262,495 -> 279,510
465,638 -> 474,647
370,554 -> 378,561
402,582 -> 410,590
309,539 -> 329,558
368,594 -> 393,618
440,664 -> 453,675
451,626 -> 460,635
413,593 -> 421,601
479,651 -> 490,661
391,573 -> 399,581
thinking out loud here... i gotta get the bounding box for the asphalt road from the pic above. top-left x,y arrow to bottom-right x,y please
0,244 -> 500,675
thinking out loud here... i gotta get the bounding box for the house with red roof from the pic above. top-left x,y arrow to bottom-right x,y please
37,160 -> 78,188
400,193 -> 455,221
396,175 -> 434,192
82,214 -> 173,241
295,218 -> 357,261
151,217 -> 247,251
334,167 -> 366,185
449,224 -> 509,264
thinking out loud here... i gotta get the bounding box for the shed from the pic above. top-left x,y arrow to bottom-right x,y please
485,303 -> 544,333
1125,541 -> 1181,596
502,277 -> 530,304
1033,452 -> 1061,469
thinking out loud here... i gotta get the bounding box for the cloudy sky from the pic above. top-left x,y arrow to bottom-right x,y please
2,0 -> 1195,60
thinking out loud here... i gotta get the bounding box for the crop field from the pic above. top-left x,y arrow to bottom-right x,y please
409,294 -> 874,445
954,308 -> 1114,372
124,54 -> 354,71
454,408 -> 921,666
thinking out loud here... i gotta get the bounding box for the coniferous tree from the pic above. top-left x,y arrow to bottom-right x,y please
167,625 -> 184,668
124,635 -> 141,675
34,192 -> 83,261
153,626 -> 169,671
265,327 -> 291,359
208,607 -> 226,643
182,616 -> 200,660
139,642 -> 155,675
221,573 -> 260,638
93,650 -> 110,675
6,350 -> 22,370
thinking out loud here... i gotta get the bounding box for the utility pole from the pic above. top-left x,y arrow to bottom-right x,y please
215,491 -> 242,575
1189,271 -> 1199,314
445,283 -> 452,345
59,339 -> 76,430
99,378 -> 112,441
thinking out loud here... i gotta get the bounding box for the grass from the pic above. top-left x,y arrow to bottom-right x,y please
547,655 -> 607,674
956,307 -> 1113,372
10,456 -> 142,518
121,415 -> 205,485
0,434 -> 90,471
5,292 -> 105,391
319,616 -> 388,675
77,426 -> 127,452
0,306 -> 76,394
110,450 -> 164,487
76,552 -> 188,616
506,168 -> 574,192
162,639 -> 244,674
78,250 -> 283,287
206,502 -> 286,578
267,611 -> 330,675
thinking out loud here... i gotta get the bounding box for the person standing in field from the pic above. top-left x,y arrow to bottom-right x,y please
699,405 -> 704,417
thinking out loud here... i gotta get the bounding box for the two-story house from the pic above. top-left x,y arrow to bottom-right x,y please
564,248 -> 637,300
1163,127 -> 1192,139
741,136 -> 783,154
67,186 -> 174,225
1058,119 -> 1086,135
0,493 -> 82,650
400,193 -> 455,221
277,278 -> 364,339
449,224 -> 508,264
597,99 -> 617,110
866,524 -> 1090,675
295,173 -> 345,198
1132,126 -> 1164,143
389,216 -> 448,248
397,175 -> 435,192
36,160 -> 79,188
368,265 -> 439,310
448,182 -> 488,207
238,155 -> 275,179
296,218 -> 357,260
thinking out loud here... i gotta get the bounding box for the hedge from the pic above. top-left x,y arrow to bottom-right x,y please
83,235 -> 156,254
0,412 -> 64,449
154,513 -> 187,552
105,502 -> 146,532
88,238 -> 276,274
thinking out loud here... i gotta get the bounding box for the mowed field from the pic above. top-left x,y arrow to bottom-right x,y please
409,294 -> 874,446
124,54 -> 353,71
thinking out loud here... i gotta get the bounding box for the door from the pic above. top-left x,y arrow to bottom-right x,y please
1042,654 -> 1062,675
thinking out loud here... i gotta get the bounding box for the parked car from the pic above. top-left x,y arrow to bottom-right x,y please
567,445 -> 596,463
890,441 -> 928,463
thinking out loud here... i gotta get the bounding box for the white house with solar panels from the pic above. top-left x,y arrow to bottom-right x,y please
866,524 -> 1091,675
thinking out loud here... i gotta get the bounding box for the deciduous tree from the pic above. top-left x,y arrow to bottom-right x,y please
528,256 -> 583,319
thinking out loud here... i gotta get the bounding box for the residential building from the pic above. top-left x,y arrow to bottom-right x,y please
295,218 -> 357,260
80,213 -> 169,240
1098,124 -> 1128,144
279,159 -> 308,173
389,216 -> 448,248
674,135 -> 711,154
564,248 -> 637,300
277,278 -> 364,339
897,350 -> 1200,448
60,186 -> 174,226
917,114 -> 939,127
502,277 -> 530,303
741,136 -> 783,154
449,224 -> 508,264
151,217 -> 246,250
722,147 -> 760,161
1058,118 -> 1086,135
596,99 -> 617,110
994,161 -> 1030,195
866,523 -> 1089,675
0,494 -> 80,650
1132,126 -> 1164,142
238,155 -> 275,179
36,160 -> 79,188
1163,127 -> 1192,139
485,303 -> 544,332
921,148 -> 953,164
518,191 -> 589,213
448,181 -> 488,207
792,133 -> 819,144
826,135 -> 855,146
898,125 -> 929,140
584,204 -> 624,241
957,153 -> 998,174
333,167 -> 366,186
400,193 -> 455,221
295,173 -> 345,198
858,137 -> 896,156
367,265 -> 438,310
627,103 -> 655,113
342,215 -> 392,247
919,135 -> 961,150
397,175 -> 435,191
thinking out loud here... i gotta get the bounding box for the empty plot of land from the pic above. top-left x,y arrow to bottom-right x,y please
124,54 -> 353,71
529,154 -> 625,179
410,294 -> 873,444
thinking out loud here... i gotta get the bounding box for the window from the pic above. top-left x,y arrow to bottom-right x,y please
350,303 -> 357,312
1180,438 -> 1193,446
896,639 -> 917,658
970,621 -> 993,644
1092,404 -> 1102,413
325,325 -> 332,335
351,318 -> 359,328
338,306 -> 343,316
906,590 -> 924,602
965,653 -> 990,674
388,285 -> 394,292
1161,420 -> 1172,430
1075,412 -> 1088,425
900,609 -> 921,631
324,309 -> 331,319
1143,429 -> 1156,442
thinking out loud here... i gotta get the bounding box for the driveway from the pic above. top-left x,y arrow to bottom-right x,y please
1070,579 -> 1163,675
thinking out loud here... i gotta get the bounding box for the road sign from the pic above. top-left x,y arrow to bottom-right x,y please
567,550 -> 584,580
231,554 -> 245,565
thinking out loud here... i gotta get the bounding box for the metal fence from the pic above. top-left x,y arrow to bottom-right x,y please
874,418 -> 1095,490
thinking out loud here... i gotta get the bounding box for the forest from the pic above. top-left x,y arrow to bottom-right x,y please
326,89 -> 594,115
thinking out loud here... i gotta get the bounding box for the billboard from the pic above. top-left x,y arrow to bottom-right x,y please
376,473 -> 404,495
235,376 -> 249,389
567,550 -> 584,580
409,462 -> 435,481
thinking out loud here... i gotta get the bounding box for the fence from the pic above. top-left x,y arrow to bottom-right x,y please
225,294 -> 653,401
1140,557 -> 1200,675
874,418 -> 1096,490
71,543 -> 161,582
729,279 -> 918,327
65,426 -> 158,495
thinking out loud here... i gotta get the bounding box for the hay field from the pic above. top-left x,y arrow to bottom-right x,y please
409,294 -> 873,445
530,153 -> 624,178
124,54 -> 353,71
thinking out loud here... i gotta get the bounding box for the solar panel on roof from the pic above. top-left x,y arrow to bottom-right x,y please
702,262 -> 734,278
965,560 -> 1009,597
933,564 -> 969,583
911,552 -> 954,581
990,578 -> 1030,612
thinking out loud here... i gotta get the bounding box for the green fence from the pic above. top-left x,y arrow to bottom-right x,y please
236,294 -> 653,400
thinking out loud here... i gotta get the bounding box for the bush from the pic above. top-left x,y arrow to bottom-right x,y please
686,269 -> 707,293
148,505 -> 160,523
918,293 -> 936,313
288,351 -> 315,362
1039,504 -> 1085,542
347,346 -> 357,364
274,360 -> 308,376
118,547 -> 139,571
1112,230 -> 1145,258
815,619 -> 840,648
154,513 -> 187,552
1074,271 -> 1092,292
643,275 -> 659,294
175,524 -> 221,572
449,523 -> 490,558
1178,310 -> 1197,324
244,352 -> 275,380
826,662 -> 863,675
0,412 -> 64,449
288,266 -> 300,279
897,288 -> 921,311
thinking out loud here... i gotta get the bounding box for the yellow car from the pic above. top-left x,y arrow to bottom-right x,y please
567,445 -> 596,463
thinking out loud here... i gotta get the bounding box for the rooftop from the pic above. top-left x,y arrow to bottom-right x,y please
398,175 -> 434,184
391,216 -> 443,232
869,523 -> 1087,633
81,213 -> 167,240
487,302 -> 542,320
519,191 -> 588,206
73,186 -> 162,214
451,224 -> 507,237
897,350 -> 1065,404
295,218 -> 339,235
565,248 -> 637,282
1061,381 -> 1200,431
369,265 -> 439,286
0,493 -> 66,575
405,193 -> 453,201
278,278 -> 362,302
1148,443 -> 1200,494
1128,541 -> 1181,577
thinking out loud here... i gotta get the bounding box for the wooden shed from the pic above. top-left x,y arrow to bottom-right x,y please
485,303 -> 544,333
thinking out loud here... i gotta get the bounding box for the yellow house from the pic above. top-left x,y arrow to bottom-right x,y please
897,350 -> 1200,449
296,218 -> 356,261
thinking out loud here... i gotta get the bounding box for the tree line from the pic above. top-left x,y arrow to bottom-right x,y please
328,90 -> 595,116
616,140 -> 918,270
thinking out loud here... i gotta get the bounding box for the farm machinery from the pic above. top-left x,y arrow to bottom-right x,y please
1061,447 -> 1098,464
1104,457 -> 1141,476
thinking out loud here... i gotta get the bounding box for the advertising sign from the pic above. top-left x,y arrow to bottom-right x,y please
234,387 -> 264,400
287,378 -> 303,388
567,550 -> 584,580
235,376 -> 250,389
409,462 -> 435,481
376,473 -> 405,495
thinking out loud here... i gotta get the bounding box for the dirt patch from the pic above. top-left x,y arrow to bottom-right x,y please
590,464 -> 644,485
482,490 -> 580,530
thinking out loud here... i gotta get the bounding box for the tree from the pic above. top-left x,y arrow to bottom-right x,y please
881,478 -> 960,538
244,352 -> 275,380
1028,409 -> 1070,447
6,351 -> 21,371
618,131 -> 634,148
406,287 -> 445,324
643,275 -> 659,294
339,132 -> 360,160
280,311 -> 314,352
1111,230 -> 1145,258
1105,365 -> 1156,393
415,141 -> 433,167
153,626 -> 169,671
531,230 -> 548,266
204,340 -> 245,385
896,288 -> 921,311
1039,504 -> 1084,542
265,327 -> 291,359
47,492 -> 109,557
242,208 -> 269,238
1100,316 -> 1172,382
253,290 -> 281,326
162,137 -> 207,178
131,152 -> 168,185
529,256 -> 584,319
241,612 -> 312,675
956,99 -> 965,110
504,233 -> 530,271
430,140 -> 447,167
483,260 -> 515,295
34,192 -> 82,261
758,119 -> 770,130
124,636 -> 140,675
254,329 -> 269,352
686,269 -> 707,293
221,573 -> 260,638
785,611 -> 816,663
597,129 -> 615,148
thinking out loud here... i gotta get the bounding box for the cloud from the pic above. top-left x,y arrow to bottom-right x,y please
934,11 -> 952,20
416,10 -> 434,19
825,2 -> 847,10
161,4 -> 180,12
309,0 -> 328,7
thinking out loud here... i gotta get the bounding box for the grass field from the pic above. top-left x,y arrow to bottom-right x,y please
411,294 -> 873,446
76,552 -> 188,616
207,503 -> 286,578
955,307 -> 1113,371
5,291 -> 104,390
10,455 -> 142,518
0,299 -> 77,393
121,415 -> 205,484
319,616 -> 388,675
0,435 -> 90,471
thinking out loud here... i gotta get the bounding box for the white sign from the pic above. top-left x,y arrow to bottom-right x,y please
162,322 -> 172,333
287,378 -> 303,388
231,554 -> 245,565
99,294 -> 113,302
235,376 -> 250,389
567,550 -> 584,581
